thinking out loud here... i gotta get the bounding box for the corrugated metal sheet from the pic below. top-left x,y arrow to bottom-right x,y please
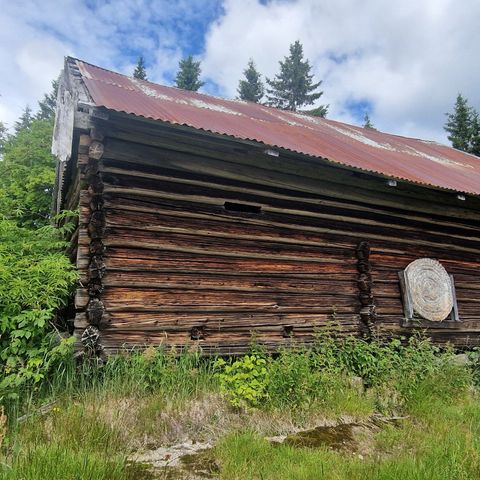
74,57 -> 480,195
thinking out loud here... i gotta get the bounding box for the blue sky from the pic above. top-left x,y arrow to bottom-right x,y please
1,0 -> 479,143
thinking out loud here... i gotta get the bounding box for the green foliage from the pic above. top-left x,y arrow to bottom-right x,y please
237,59 -> 264,103
0,121 -> 7,154
14,106 -> 34,134
98,346 -> 217,397
470,110 -> 480,156
302,104 -> 328,118
363,112 -> 376,129
132,56 -> 148,80
0,118 -> 56,227
215,354 -> 269,408
0,218 -> 77,400
36,80 -> 59,121
214,333 -> 459,412
175,55 -> 205,91
266,40 -> 326,112
468,347 -> 480,386
444,93 -> 480,156
1,444 -> 128,480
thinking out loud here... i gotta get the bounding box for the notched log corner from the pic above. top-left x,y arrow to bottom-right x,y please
86,298 -> 106,327
88,141 -> 104,160
81,325 -> 106,359
356,241 -> 376,337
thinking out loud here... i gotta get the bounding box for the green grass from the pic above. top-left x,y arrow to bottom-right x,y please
1,336 -> 480,479
2,445 -> 128,480
217,383 -> 480,480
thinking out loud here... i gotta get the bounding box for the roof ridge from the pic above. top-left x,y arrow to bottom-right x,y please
68,56 -> 458,149
68,57 -> 480,196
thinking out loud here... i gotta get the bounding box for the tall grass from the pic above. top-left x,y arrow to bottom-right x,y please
4,345 -> 219,422
1,334 -> 478,479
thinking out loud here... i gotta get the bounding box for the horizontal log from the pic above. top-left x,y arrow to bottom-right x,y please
101,162 -> 480,238
105,311 -> 359,329
100,229 -> 360,266
101,287 -> 360,311
99,122 -> 480,220
103,186 -> 480,256
104,205 -> 480,258
102,271 -> 358,294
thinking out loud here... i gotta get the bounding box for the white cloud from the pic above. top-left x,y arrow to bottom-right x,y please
0,0 -> 217,128
1,0 -> 479,145
201,0 -> 480,142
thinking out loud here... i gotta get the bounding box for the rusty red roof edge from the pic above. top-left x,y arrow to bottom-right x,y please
72,57 -> 480,197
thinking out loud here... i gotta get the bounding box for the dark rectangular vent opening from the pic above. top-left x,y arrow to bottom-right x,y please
224,201 -> 262,214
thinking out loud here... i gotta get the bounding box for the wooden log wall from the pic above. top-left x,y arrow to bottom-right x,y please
70,115 -> 480,353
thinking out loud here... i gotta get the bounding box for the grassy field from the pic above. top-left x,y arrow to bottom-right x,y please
1,334 -> 479,479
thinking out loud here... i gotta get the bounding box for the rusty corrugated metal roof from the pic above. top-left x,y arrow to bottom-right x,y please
73,57 -> 480,195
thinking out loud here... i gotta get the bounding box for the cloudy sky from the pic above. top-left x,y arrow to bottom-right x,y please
1,0 -> 479,143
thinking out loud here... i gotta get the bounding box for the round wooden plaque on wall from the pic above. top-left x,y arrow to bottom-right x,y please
404,258 -> 453,322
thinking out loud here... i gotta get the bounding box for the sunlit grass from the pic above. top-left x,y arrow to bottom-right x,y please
1,337 -> 480,479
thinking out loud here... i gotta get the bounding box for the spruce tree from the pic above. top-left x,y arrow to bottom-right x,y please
237,59 -> 264,103
37,79 -> 59,120
133,56 -> 148,80
266,40 -> 326,112
363,112 -> 375,130
14,106 -> 33,134
470,111 -> 480,157
444,94 -> 474,152
175,55 -> 204,91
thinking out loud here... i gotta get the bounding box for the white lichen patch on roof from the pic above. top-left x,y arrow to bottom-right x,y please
290,112 -> 322,125
270,111 -> 309,128
325,122 -> 471,169
129,78 -> 182,102
403,145 -> 472,169
325,123 -> 398,151
189,98 -> 243,115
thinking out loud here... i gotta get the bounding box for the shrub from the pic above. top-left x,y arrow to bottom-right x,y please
215,354 -> 269,408
214,333 -> 464,411
0,219 -> 77,400
467,347 -> 480,386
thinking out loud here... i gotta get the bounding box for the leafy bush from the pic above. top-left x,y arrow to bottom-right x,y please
467,347 -> 480,386
0,219 -> 77,399
214,333 -> 462,411
215,354 -> 269,408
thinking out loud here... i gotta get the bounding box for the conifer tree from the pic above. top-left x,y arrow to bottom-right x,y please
133,56 -> 148,80
444,94 -> 474,152
470,111 -> 480,157
37,79 -> 59,120
237,59 -> 264,103
175,55 -> 204,91
14,106 -> 33,134
266,40 -> 326,112
363,112 -> 375,130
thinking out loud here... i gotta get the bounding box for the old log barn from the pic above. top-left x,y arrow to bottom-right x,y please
53,57 -> 480,355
